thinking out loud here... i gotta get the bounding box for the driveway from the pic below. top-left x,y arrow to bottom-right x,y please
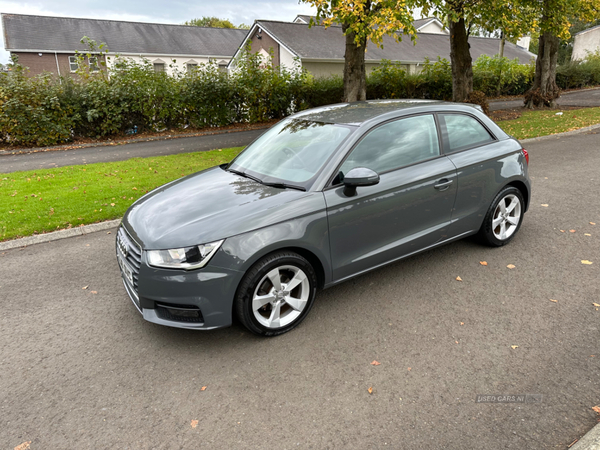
1,131 -> 599,449
489,87 -> 600,111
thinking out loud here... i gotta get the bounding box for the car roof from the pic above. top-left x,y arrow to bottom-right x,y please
290,99 -> 480,125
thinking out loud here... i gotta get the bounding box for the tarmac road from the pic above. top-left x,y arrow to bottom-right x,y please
1,131 -> 599,449
489,87 -> 600,111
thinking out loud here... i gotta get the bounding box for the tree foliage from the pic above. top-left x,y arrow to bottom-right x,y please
183,17 -> 249,29
300,0 -> 417,101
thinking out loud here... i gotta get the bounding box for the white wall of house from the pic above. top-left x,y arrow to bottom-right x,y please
418,21 -> 448,34
279,46 -> 300,72
572,27 -> 600,61
105,54 -> 230,75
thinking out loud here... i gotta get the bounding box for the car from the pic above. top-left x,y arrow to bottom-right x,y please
116,100 -> 530,336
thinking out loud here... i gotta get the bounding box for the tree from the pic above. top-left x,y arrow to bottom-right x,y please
300,0 -> 417,102
417,0 -> 536,102
525,0 -> 600,108
183,17 -> 248,29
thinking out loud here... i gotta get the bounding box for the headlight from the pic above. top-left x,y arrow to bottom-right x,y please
146,240 -> 224,270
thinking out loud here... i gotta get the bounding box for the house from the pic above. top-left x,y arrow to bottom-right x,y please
1,13 -> 247,76
228,19 -> 536,77
572,25 -> 600,61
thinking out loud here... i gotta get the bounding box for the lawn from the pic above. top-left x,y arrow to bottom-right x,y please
0,147 -> 243,241
496,106 -> 600,139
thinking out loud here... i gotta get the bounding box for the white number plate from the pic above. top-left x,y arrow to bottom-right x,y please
117,252 -> 134,285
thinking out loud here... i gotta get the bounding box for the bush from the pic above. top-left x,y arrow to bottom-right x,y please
473,55 -> 534,96
557,51 -> 600,89
0,62 -> 74,146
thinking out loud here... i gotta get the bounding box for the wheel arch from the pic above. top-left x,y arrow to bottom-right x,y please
505,179 -> 530,212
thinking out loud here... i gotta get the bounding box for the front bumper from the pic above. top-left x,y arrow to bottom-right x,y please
116,227 -> 243,330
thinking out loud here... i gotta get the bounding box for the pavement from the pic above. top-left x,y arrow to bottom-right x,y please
489,87 -> 600,111
1,129 -> 599,449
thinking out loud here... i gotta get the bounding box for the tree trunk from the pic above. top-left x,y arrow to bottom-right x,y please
449,18 -> 473,102
342,24 -> 367,102
525,31 -> 560,108
497,31 -> 505,96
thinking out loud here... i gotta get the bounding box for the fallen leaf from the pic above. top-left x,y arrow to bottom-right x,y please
455,341 -> 459,344
592,406 -> 600,414
591,222 -> 596,225
479,261 -> 488,266
456,276 -> 463,281
560,230 -> 565,233
91,291 -> 98,294
407,367 -> 411,371
581,260 -> 594,265
201,386 -> 207,391
511,345 -> 519,349
460,322 -> 464,326
107,231 -> 111,234
506,264 -> 516,269
541,204 -> 549,207
550,299 -> 558,303
370,360 -> 381,366
82,285 -> 88,290
593,303 -> 600,307
14,442 -> 31,450
584,233 -> 591,236
191,420 -> 198,428
569,229 -> 576,233
368,387 -> 373,394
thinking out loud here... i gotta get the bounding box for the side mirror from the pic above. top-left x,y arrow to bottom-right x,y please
342,167 -> 380,197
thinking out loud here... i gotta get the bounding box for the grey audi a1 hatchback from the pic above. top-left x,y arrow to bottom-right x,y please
116,100 -> 531,336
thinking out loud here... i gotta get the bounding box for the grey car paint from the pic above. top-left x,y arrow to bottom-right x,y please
119,100 -> 531,330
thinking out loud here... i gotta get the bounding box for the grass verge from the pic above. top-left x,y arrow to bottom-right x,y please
496,106 -> 600,139
1,147 -> 243,242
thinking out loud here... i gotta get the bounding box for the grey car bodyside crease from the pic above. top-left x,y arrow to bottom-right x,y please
117,100 -> 531,335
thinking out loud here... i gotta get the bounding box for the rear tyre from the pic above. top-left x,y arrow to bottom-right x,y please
477,186 -> 524,247
234,251 -> 318,337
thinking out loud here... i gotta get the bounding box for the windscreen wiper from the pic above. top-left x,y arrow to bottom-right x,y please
261,181 -> 306,192
227,168 -> 263,184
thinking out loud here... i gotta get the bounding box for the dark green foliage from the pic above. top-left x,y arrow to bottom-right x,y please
556,51 -> 600,89
2,49 -> 600,148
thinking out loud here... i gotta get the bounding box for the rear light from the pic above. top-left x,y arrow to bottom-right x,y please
522,148 -> 529,165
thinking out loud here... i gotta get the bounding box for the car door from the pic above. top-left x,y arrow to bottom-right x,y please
437,112 -> 505,236
324,114 -> 458,282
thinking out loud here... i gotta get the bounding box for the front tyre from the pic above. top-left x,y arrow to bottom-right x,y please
478,187 -> 525,247
234,251 -> 317,336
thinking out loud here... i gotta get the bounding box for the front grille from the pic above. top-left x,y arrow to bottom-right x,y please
116,226 -> 142,291
155,303 -> 204,324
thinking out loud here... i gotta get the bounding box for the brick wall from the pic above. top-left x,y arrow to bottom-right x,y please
11,52 -> 106,77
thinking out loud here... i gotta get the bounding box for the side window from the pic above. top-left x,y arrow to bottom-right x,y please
441,114 -> 494,153
339,114 -> 440,176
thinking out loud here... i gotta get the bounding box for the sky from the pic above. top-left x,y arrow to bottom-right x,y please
0,0 -> 317,63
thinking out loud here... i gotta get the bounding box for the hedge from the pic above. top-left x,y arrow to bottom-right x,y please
1,51 -> 599,147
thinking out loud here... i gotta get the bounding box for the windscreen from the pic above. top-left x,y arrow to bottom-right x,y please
229,119 -> 353,185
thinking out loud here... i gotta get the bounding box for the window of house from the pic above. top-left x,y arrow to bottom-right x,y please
218,60 -> 228,72
69,56 -> 78,72
153,63 -> 165,73
88,56 -> 99,72
441,114 -> 494,153
339,114 -> 440,176
186,63 -> 198,72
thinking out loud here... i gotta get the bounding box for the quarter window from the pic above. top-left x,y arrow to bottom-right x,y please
441,113 -> 494,153
89,56 -> 99,72
339,114 -> 440,176
153,63 -> 165,73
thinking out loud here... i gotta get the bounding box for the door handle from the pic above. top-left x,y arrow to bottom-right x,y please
434,179 -> 453,191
